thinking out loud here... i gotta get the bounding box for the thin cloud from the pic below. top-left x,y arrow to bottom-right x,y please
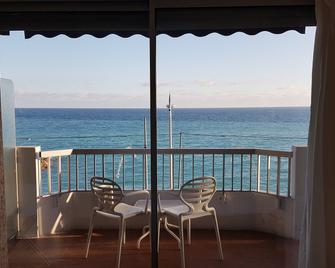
15,91 -> 149,108
15,82 -> 311,108
141,79 -> 218,88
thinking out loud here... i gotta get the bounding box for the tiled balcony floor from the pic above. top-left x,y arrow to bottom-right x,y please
9,229 -> 298,268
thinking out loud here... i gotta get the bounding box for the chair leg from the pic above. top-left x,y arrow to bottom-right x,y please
143,225 -> 149,235
123,222 -> 126,245
212,211 -> 224,261
137,229 -> 150,249
137,214 -> 151,250
164,217 -> 180,248
187,219 -> 191,245
116,218 -> 125,268
85,210 -> 96,258
157,218 -> 161,253
179,217 -> 185,268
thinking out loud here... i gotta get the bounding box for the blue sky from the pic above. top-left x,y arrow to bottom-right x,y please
0,27 -> 315,108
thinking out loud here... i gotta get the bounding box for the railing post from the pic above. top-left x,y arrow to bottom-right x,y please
16,146 -> 41,238
231,154 -> 234,190
291,145 -> 307,239
249,154 -> 252,191
171,154 -> 174,189
47,157 -> 51,194
222,154 -> 225,191
257,154 -> 261,192
276,157 -> 281,196
162,154 -> 165,190
58,156 -> 62,193
266,156 -> 271,193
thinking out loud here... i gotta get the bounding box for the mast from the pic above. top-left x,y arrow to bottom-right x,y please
166,94 -> 175,189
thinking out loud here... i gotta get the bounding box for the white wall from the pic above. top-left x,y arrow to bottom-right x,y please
37,190 -> 297,238
0,79 -> 17,239
16,146 -> 41,238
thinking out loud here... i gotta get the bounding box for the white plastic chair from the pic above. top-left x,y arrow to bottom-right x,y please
85,177 -> 149,268
160,176 -> 224,268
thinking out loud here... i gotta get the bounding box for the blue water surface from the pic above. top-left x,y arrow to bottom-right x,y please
16,107 -> 309,150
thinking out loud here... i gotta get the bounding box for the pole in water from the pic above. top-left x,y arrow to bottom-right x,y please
143,117 -> 148,189
177,132 -> 183,187
166,93 -> 175,189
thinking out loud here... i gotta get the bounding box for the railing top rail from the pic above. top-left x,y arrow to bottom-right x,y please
71,148 -> 257,155
40,147 -> 292,157
158,148 -> 256,155
40,149 -> 73,158
72,148 -> 151,155
254,148 -> 293,158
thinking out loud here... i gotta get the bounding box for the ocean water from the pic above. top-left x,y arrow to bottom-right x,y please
16,107 -> 309,150
15,107 -> 310,194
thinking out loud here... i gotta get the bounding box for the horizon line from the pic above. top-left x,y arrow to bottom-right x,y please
15,105 -> 310,109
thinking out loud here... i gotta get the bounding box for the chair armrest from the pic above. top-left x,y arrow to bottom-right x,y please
124,190 -> 150,214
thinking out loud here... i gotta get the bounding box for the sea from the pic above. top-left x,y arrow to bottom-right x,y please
15,107 -> 310,194
16,107 -> 309,150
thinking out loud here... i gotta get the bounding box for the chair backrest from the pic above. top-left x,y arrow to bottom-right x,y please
180,177 -> 216,213
90,177 -> 124,211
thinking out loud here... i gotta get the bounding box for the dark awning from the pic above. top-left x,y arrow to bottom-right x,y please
0,0 -> 315,38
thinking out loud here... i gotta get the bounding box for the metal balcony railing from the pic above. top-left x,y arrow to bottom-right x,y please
38,148 -> 292,198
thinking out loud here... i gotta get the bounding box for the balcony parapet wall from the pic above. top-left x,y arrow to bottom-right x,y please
36,190 -> 296,238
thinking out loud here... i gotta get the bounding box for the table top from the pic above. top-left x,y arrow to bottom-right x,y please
135,199 -> 184,211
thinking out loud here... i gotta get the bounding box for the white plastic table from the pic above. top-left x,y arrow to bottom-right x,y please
135,199 -> 189,249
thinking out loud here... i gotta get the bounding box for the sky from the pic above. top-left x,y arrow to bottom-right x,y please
0,27 -> 315,108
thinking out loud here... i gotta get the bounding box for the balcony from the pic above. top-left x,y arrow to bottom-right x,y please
9,145 -> 307,267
